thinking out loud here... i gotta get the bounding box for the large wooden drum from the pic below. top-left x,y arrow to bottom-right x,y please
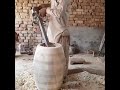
33,43 -> 66,90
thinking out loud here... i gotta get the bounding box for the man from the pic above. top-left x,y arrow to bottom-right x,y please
39,0 -> 70,81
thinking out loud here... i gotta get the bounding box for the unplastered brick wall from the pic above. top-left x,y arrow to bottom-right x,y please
15,0 -> 105,49
15,0 -> 51,47
68,0 -> 105,27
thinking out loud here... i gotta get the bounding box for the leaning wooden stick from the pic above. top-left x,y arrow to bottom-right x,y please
98,33 -> 105,55
37,15 -> 50,47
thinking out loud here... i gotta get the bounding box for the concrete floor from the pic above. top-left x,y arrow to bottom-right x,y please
15,53 -> 105,90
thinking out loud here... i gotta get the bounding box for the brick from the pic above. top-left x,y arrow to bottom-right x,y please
28,34 -> 32,37
15,27 -> 19,31
26,16 -> 30,19
33,34 -> 37,37
74,18 -> 78,20
23,3 -> 28,7
20,15 -> 26,19
44,1 -> 49,4
38,1 -> 44,4
95,3 -> 99,6
20,37 -> 25,39
34,1 -> 38,3
33,27 -> 38,31
72,23 -> 78,26
28,31 -> 34,33
21,31 -> 27,33
91,6 -> 95,9
33,40 -> 38,42
30,37 -> 35,39
17,7 -> 22,10
35,42 -> 39,46
69,18 -> 74,20
73,12 -> 77,14
37,34 -> 41,37
23,1 -> 29,4
69,15 -> 75,18
26,37 -> 30,39
15,24 -> 20,27
69,20 -> 74,24
69,11 -> 72,14
19,27 -> 24,31
27,25 -> 33,28
78,21 -> 83,24
24,21 -> 28,24
27,27 -> 33,31
19,0 -> 24,3
15,0 -> 17,2
15,10 -> 18,13
81,12 -> 85,14
76,9 -> 81,12
15,31 -> 21,34
18,9 -> 22,13
36,37 -> 41,40
33,4 -> 37,7
16,3 -> 22,7
18,21 -> 23,24
22,19 -> 28,22
101,22 -> 105,25
91,0 -> 96,3
19,34 -> 23,36
19,39 -> 24,42
23,9 -> 28,13
96,13 -> 100,15
19,13 -> 27,16
23,7 -> 29,9
87,6 -> 91,9
27,22 -> 32,25
77,12 -> 82,14
38,40 -> 42,43
24,33 -> 28,36
24,40 -> 28,42
20,24 -> 27,28
100,13 -> 103,15
28,3 -> 32,7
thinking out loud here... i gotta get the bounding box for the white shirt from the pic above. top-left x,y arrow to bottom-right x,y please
46,0 -> 70,43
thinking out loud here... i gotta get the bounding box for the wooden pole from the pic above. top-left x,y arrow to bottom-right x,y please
98,33 -> 105,55
37,15 -> 50,47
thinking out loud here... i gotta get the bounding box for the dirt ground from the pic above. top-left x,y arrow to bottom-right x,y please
15,53 -> 105,90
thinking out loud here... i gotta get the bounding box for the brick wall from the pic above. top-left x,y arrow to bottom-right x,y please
68,0 -> 105,27
15,0 -> 105,48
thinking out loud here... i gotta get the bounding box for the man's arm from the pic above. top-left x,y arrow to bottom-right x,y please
39,0 -> 65,18
46,6 -> 63,18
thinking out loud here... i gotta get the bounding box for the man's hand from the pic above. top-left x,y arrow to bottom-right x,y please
39,4 -> 50,17
39,8 -> 47,17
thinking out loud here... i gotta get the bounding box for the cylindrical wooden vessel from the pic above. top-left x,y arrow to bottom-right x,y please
33,43 -> 66,90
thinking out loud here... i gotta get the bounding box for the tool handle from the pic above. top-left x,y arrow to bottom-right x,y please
37,16 -> 50,47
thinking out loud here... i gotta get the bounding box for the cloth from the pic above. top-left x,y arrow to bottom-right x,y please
46,0 -> 70,79
57,30 -> 70,79
46,0 -> 70,43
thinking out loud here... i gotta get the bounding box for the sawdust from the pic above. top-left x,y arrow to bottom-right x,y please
15,54 -> 105,90
61,71 -> 104,90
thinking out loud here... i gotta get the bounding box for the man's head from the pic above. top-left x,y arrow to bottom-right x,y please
31,4 -> 50,17
31,4 -> 50,25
